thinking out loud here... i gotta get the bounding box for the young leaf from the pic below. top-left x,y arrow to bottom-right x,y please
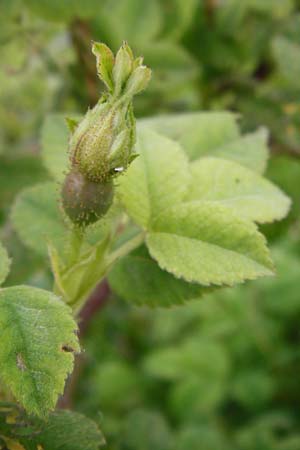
117,128 -> 190,228
0,241 -> 10,286
32,410 -> 105,450
0,286 -> 80,417
108,246 -> 209,307
11,182 -> 68,257
187,157 -> 291,223
213,128 -> 269,174
146,201 -> 274,286
40,114 -> 72,182
138,111 -> 240,160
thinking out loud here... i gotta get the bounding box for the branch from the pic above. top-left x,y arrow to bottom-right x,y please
58,279 -> 111,409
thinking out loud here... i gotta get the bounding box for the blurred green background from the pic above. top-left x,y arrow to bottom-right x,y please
1,1 -> 300,449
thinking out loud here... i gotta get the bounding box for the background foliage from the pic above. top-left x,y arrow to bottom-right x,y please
1,0 -> 300,449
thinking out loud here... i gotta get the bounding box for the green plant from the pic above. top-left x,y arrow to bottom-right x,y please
0,36 -> 292,449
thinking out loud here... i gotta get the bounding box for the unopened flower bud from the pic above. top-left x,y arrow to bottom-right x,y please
62,41 -> 151,227
67,42 -> 151,183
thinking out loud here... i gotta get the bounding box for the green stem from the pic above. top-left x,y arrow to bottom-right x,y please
106,231 -> 145,267
72,231 -> 145,317
68,227 -> 84,266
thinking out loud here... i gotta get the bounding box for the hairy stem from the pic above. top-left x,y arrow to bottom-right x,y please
68,227 -> 84,266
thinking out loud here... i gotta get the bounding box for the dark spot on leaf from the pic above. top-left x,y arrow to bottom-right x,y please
61,345 -> 75,353
235,178 -> 240,183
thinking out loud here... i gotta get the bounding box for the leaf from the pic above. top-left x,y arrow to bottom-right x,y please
11,182 -> 68,257
213,128 -> 269,174
187,157 -> 291,223
32,410 -> 105,450
0,155 -> 49,211
138,111 -> 240,160
0,242 -> 10,286
146,201 -> 274,286
123,409 -> 173,450
246,0 -> 294,17
97,0 -> 162,48
40,114 -> 71,182
161,0 -> 199,41
144,338 -> 229,380
117,128 -> 190,228
175,425 -> 228,450
24,0 -> 101,22
0,286 -> 80,417
169,376 -> 226,419
272,36 -> 300,87
90,361 -> 142,411
108,246 -> 209,307
140,42 -> 199,93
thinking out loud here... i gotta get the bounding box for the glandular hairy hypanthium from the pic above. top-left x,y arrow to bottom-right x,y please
62,169 -> 114,226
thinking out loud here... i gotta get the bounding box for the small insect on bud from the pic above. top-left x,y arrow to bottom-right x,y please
62,169 -> 114,227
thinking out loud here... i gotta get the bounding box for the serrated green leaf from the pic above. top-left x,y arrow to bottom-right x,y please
0,286 -> 79,417
187,157 -> 291,223
0,241 -> 10,286
108,246 -> 209,307
33,410 -> 105,449
40,114 -> 71,182
138,111 -> 240,160
11,182 -> 68,257
117,128 -> 190,228
213,128 -> 269,173
146,201 -> 274,286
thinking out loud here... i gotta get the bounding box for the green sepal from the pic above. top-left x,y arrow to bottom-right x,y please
92,41 -> 115,91
65,117 -> 80,134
